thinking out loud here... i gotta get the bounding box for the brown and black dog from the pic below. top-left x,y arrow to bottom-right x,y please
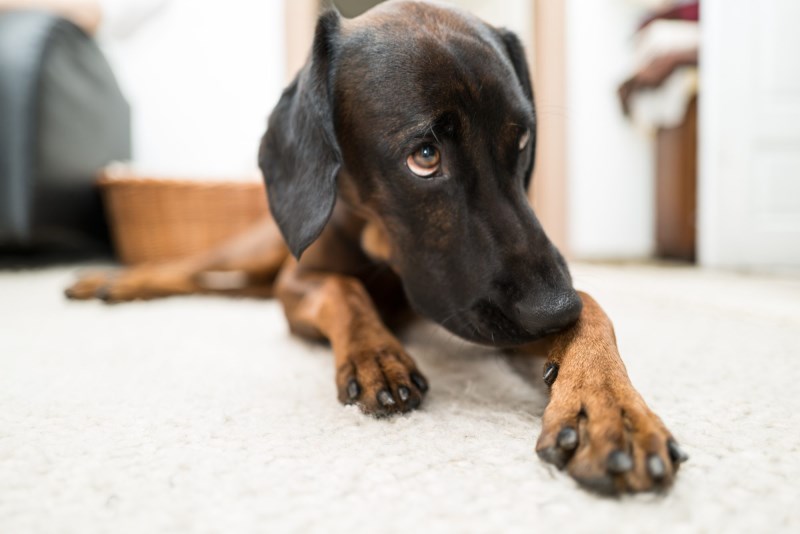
67,1 -> 687,494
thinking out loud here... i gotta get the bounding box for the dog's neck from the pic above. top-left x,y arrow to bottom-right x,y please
334,174 -> 395,266
360,221 -> 392,264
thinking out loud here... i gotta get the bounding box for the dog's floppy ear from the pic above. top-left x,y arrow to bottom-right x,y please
496,28 -> 536,189
259,10 -> 342,259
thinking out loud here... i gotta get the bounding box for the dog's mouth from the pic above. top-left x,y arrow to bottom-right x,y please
440,299 -> 547,347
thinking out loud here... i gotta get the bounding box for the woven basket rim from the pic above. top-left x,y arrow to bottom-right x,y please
98,167 -> 269,265
98,176 -> 265,190
97,164 -> 264,190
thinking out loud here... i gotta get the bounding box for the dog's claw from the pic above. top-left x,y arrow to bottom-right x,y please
607,450 -> 633,474
347,379 -> 360,400
537,446 -> 568,469
543,363 -> 559,387
398,386 -> 410,402
646,454 -> 666,480
411,372 -> 428,392
95,286 -> 111,302
556,427 -> 578,451
667,440 -> 689,464
377,389 -> 395,407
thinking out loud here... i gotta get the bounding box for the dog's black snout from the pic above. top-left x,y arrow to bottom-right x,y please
514,288 -> 583,336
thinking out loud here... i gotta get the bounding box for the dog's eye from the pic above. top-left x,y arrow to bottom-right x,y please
518,128 -> 531,151
407,144 -> 441,177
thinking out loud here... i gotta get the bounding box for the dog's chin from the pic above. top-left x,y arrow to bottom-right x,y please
450,323 -> 545,347
412,295 -> 552,347
436,310 -> 547,348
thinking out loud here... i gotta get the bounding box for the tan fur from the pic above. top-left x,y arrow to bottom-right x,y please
360,221 -> 393,264
533,292 -> 678,492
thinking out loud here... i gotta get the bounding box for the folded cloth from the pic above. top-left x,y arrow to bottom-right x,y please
619,18 -> 700,130
628,66 -> 698,131
618,47 -> 698,117
638,0 -> 699,32
633,19 -> 699,69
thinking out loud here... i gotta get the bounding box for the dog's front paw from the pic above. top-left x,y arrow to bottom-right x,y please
64,271 -> 115,300
65,268 -> 194,302
535,364 -> 688,494
65,270 -> 149,302
336,345 -> 428,417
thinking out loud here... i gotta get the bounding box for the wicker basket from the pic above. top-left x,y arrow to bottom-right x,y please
98,166 -> 269,265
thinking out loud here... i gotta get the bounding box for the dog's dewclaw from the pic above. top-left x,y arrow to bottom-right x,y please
543,362 -> 559,387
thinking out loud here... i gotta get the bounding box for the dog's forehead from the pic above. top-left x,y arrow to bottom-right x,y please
340,1 -> 508,81
346,1 -> 485,34
336,2 -> 529,137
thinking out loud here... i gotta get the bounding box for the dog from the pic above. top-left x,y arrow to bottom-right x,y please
66,1 -> 687,494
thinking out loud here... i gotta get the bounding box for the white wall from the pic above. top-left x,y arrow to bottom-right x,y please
445,0 -> 533,52
565,0 -> 655,259
101,0 -> 286,178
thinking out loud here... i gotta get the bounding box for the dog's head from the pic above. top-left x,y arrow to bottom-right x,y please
259,1 -> 581,346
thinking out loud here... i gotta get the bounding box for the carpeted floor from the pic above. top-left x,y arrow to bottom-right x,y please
1,263 -> 799,533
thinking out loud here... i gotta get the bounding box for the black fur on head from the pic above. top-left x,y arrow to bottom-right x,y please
258,2 -> 581,346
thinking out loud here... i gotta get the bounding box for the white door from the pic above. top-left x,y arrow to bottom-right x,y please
699,0 -> 800,269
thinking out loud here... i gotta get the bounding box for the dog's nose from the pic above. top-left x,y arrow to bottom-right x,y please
514,288 -> 583,336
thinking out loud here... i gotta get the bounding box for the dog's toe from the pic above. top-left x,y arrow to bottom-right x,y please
536,385 -> 684,494
64,272 -> 112,300
336,347 -> 427,417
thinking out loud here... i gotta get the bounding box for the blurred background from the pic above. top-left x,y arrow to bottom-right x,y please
0,0 -> 797,271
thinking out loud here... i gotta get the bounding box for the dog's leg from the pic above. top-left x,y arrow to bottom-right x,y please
65,217 -> 289,302
275,260 -> 428,416
534,291 -> 688,494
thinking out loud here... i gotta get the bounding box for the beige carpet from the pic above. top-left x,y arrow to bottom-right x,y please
1,263 -> 799,533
